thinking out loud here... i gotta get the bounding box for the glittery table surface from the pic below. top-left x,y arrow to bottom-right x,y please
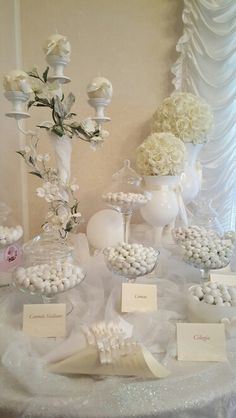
1,251 -> 236,418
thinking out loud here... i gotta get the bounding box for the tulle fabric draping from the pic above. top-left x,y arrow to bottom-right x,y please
1,251 -> 236,417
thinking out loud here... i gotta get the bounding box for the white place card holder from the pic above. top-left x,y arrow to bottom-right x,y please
177,323 -> 227,362
121,283 -> 157,313
210,272 -> 236,287
23,303 -> 66,337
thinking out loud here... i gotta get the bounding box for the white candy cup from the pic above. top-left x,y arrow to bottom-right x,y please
188,285 -> 236,323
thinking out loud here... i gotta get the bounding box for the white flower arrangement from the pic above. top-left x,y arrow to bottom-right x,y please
13,66 -> 110,238
136,132 -> 186,176
152,92 -> 214,144
17,139 -> 81,238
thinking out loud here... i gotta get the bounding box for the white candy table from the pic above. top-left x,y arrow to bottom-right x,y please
1,252 -> 236,418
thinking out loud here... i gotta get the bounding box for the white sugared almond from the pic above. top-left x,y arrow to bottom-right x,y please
173,226 -> 234,270
14,261 -> 85,294
102,192 -> 150,207
190,282 -> 236,307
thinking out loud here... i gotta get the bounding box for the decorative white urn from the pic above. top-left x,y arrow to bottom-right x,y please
181,143 -> 202,204
140,176 -> 179,246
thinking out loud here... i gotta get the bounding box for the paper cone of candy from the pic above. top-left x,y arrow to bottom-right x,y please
47,321 -> 169,379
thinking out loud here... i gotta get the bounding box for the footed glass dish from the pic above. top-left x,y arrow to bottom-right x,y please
173,225 -> 234,283
104,242 -> 159,283
102,160 -> 150,242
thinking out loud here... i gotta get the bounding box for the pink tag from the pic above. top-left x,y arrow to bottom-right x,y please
0,241 -> 22,272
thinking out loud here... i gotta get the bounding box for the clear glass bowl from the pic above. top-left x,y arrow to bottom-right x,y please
104,242 -> 159,283
102,160 -> 150,242
172,225 -> 234,283
12,231 -> 85,303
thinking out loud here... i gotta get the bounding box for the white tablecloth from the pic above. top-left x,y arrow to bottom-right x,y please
1,251 -> 236,418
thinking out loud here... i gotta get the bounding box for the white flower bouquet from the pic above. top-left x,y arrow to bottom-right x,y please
136,132 -> 185,176
152,92 -> 213,144
12,67 -> 109,238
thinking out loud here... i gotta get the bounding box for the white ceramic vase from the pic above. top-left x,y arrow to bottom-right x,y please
181,143 -> 202,204
140,176 -> 179,246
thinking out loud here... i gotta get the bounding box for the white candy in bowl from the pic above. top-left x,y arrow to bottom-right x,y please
104,242 -> 159,282
188,282 -> 236,323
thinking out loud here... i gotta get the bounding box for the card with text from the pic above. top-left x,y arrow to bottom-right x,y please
210,272 -> 236,287
23,304 -> 66,338
121,283 -> 157,313
177,323 -> 226,362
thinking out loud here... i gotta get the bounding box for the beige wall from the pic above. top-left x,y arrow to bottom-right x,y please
1,0 -> 183,238
0,0 -> 29,235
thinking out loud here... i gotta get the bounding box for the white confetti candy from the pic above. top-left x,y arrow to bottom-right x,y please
203,294 -> 214,304
104,242 -> 158,277
214,296 -> 223,304
195,287 -> 204,298
14,260 -> 85,295
222,292 -> 231,302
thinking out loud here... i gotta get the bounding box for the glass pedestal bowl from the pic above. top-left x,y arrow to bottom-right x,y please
102,160 -> 151,242
12,231 -> 86,313
185,259 -> 230,284
172,226 -> 234,284
104,242 -> 159,283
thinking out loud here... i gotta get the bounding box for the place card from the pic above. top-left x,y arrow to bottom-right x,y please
23,303 -> 66,337
210,272 -> 236,287
121,283 -> 157,313
177,323 -> 226,362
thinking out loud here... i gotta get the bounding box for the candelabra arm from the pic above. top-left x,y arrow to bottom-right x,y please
16,120 -> 36,137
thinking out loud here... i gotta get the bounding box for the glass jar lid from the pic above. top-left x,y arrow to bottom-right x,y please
112,159 -> 142,187
23,230 -> 72,265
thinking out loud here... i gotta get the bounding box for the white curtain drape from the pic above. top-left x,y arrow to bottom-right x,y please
172,0 -> 236,231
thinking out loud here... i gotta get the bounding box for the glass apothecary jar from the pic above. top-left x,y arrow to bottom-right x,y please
102,160 -> 151,242
13,230 -> 85,304
189,196 -> 224,236
0,201 -> 23,287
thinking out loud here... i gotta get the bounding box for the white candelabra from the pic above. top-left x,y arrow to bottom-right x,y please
3,33 -> 112,183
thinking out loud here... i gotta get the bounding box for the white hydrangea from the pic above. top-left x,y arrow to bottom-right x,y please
136,132 -> 186,176
152,92 -> 214,144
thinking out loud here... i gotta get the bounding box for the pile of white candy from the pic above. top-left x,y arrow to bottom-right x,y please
14,260 -> 85,294
173,226 -> 234,269
0,225 -> 23,246
102,192 -> 150,207
104,242 -> 158,277
190,282 -> 236,307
